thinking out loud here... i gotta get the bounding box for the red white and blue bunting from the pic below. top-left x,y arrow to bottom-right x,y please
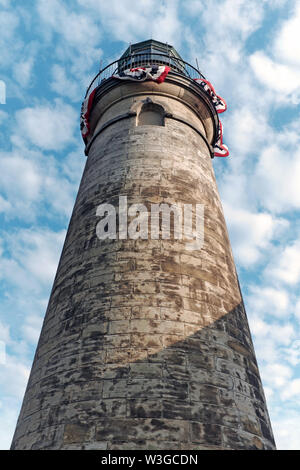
213,121 -> 229,157
80,87 -> 97,144
194,79 -> 229,157
81,68 -> 229,159
113,65 -> 171,84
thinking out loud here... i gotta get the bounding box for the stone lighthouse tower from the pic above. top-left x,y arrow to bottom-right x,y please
11,40 -> 275,450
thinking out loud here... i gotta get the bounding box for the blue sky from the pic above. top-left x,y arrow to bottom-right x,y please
0,0 -> 300,450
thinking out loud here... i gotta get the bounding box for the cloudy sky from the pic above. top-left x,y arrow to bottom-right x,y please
0,0 -> 300,450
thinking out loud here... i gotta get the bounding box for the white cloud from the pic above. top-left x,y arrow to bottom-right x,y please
0,228 -> 66,288
22,315 -> 43,344
186,0 -> 265,86
0,227 -> 65,378
37,0 -> 100,47
0,10 -> 23,70
62,146 -> 86,183
16,229 -> 65,284
199,0 -> 265,56
281,378 -> 300,400
151,0 -> 182,46
0,10 -> 19,41
250,316 -> 295,346
0,139 -> 83,221
254,144 -> 300,213
263,386 -> 274,402
51,64 -> 81,102
261,362 -> 293,389
78,0 -> 154,40
247,286 -> 290,318
268,0 -> 289,6
0,401 -> 20,450
209,0 -> 264,39
0,355 -> 30,450
0,194 -> 11,214
182,0 -> 205,15
295,300 -> 300,320
35,0 -> 103,86
272,413 -> 300,450
250,3 -> 300,104
0,153 -> 41,202
0,355 -> 30,399
15,99 -> 77,151
0,110 -> 8,124
264,239 -> 300,285
282,340 -> 300,367
225,107 -> 271,157
274,2 -> 300,67
0,0 -> 12,6
77,0 -> 183,46
223,203 -> 286,266
13,57 -> 35,88
250,51 -> 300,101
248,313 -> 295,367
0,321 -> 10,344
254,337 -> 280,364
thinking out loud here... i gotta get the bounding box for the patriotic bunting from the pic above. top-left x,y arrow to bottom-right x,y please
213,121 -> 229,157
81,66 -> 229,159
194,79 -> 227,114
194,79 -> 229,157
80,87 -> 97,143
113,65 -> 171,84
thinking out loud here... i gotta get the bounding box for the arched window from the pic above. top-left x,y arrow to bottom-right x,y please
138,102 -> 165,126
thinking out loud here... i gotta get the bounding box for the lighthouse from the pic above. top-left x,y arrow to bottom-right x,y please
11,40 -> 275,450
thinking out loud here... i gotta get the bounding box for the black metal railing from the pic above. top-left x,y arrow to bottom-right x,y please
85,52 -> 206,98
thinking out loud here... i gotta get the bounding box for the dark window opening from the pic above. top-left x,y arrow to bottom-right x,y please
138,102 -> 165,126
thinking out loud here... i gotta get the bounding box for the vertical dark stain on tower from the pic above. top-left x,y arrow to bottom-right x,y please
11,40 -> 276,450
